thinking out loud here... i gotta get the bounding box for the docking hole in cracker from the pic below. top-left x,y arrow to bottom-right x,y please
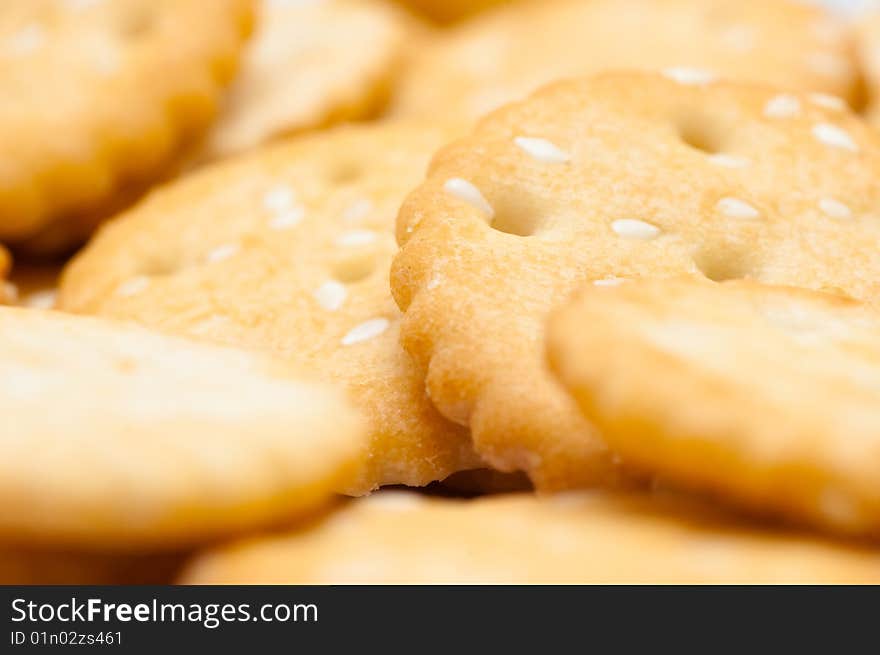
180,492 -> 880,584
0,307 -> 365,550
393,0 -> 860,120
548,277 -> 880,538
392,71 -> 880,491
0,0 -> 254,254
59,122 -> 480,496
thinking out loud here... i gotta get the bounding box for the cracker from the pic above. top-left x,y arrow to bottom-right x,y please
391,0 -> 511,24
0,245 -> 11,303
0,307 -> 365,550
59,122 -> 479,495
199,0 -> 410,160
393,0 -> 859,120
8,262 -> 61,309
0,548 -> 185,584
180,491 -> 880,584
548,277 -> 880,537
0,0 -> 254,252
857,11 -> 880,124
392,71 -> 880,490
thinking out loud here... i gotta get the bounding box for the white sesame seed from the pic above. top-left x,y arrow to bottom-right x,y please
812,123 -> 858,152
269,206 -> 305,230
611,219 -> 661,240
206,243 -> 240,263
341,318 -> 389,346
335,230 -> 377,248
262,185 -> 296,213
62,0 -> 101,10
809,93 -> 846,111
593,278 -> 625,287
116,276 -> 150,297
719,25 -> 756,53
661,67 -> 716,85
443,178 -> 494,218
314,281 -> 347,311
24,289 -> 57,309
764,94 -> 801,119
191,314 -> 231,336
6,24 -> 44,56
707,154 -> 749,169
819,197 -> 852,220
342,198 -> 373,223
514,136 -> 571,164
716,197 -> 760,220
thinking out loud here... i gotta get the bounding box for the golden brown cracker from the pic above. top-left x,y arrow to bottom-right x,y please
0,548 -> 185,584
393,0 -> 859,120
200,0 -> 411,160
59,123 -> 479,495
391,0 -> 511,24
0,0 -> 254,251
392,72 -> 880,490
0,307 -> 365,550
180,491 -> 880,584
549,277 -> 880,537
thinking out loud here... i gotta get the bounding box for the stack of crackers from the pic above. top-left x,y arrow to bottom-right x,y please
2,0 -> 880,584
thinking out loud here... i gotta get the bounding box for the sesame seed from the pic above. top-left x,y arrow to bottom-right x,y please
6,24 -> 44,56
335,230 -> 377,248
206,243 -> 240,263
262,185 -> 296,213
707,154 -> 749,168
593,278 -> 625,287
342,318 -> 389,346
443,178 -> 494,218
269,206 -> 305,230
314,281 -> 347,311
809,93 -> 846,111
812,123 -> 858,152
719,25 -> 756,53
661,67 -> 716,85
716,197 -> 760,220
764,94 -> 801,119
514,136 -> 571,164
611,219 -> 661,240
342,198 -> 373,223
116,276 -> 150,297
819,197 -> 852,220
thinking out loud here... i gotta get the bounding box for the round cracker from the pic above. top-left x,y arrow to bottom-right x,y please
59,122 -> 479,495
0,307 -> 365,550
0,0 -> 254,251
392,72 -> 880,490
393,0 -> 859,120
549,277 -> 880,537
180,491 -> 880,584
200,0 -> 411,160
